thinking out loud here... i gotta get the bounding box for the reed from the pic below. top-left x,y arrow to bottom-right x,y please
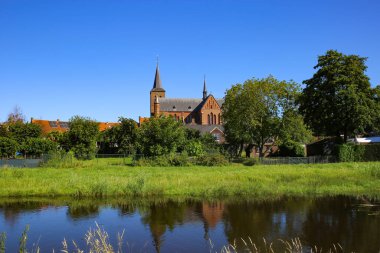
0,224 -> 348,253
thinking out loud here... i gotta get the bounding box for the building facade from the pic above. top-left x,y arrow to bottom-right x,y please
140,64 -> 225,143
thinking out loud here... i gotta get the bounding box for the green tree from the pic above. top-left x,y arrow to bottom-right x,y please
222,76 -> 300,157
23,138 -> 57,156
66,116 -> 99,159
0,137 -> 19,158
279,110 -> 314,144
137,116 -> 186,157
99,117 -> 138,154
299,50 -> 375,142
7,123 -> 42,144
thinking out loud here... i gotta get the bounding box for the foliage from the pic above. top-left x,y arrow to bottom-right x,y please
66,116 -> 100,160
279,111 -> 314,144
299,50 -> 375,141
137,116 -> 186,157
242,158 -> 259,166
7,123 -> 42,144
0,137 -> 19,158
195,154 -> 229,166
277,141 -> 305,157
22,138 -> 57,156
134,152 -> 191,167
99,117 -> 138,154
223,76 -> 300,157
338,144 -> 380,162
184,140 -> 204,156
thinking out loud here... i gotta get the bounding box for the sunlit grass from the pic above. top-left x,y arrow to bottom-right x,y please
0,159 -> 379,198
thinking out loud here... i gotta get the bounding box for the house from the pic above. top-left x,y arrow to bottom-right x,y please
31,118 -> 119,135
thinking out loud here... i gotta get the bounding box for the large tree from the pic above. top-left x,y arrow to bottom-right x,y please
137,116 -> 186,157
222,76 -> 301,157
99,117 -> 138,154
66,116 -> 100,159
299,50 -> 374,142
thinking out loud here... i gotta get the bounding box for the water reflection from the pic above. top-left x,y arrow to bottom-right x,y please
0,197 -> 379,252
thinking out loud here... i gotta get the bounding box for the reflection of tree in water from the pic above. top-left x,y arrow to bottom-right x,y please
140,201 -> 186,253
67,202 -> 100,220
222,199 -> 313,251
301,197 -> 380,253
0,200 -> 50,225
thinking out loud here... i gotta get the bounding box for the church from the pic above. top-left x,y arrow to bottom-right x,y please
139,64 -> 225,143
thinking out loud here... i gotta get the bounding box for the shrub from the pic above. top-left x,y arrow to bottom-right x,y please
337,143 -> 380,162
277,141 -> 305,157
196,154 -> 229,166
134,153 -> 191,167
242,158 -> 259,166
42,151 -> 78,168
184,140 -> 204,157
362,144 -> 380,161
0,137 -> 18,158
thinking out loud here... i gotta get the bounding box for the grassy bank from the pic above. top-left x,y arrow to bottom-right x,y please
0,160 -> 380,198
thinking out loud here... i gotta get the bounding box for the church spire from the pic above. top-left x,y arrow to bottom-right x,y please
203,75 -> 208,100
152,60 -> 164,91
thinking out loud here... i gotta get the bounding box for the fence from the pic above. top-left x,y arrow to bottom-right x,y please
257,156 -> 337,165
0,158 -> 45,168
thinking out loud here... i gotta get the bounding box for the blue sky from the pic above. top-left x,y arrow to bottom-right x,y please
1,0 -> 379,122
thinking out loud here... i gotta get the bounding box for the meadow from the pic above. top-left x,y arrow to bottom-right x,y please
0,158 -> 379,198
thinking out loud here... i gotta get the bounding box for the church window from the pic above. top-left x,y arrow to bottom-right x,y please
214,115 -> 217,125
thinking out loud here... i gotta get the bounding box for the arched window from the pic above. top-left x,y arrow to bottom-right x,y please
218,114 -> 221,125
214,115 -> 217,125
210,113 -> 213,124
208,114 -> 211,124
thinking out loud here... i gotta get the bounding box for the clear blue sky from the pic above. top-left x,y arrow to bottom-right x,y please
1,0 -> 379,122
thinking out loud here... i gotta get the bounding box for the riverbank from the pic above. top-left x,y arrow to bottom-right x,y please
0,161 -> 379,198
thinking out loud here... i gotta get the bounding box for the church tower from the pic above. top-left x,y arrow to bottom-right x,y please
150,63 -> 166,116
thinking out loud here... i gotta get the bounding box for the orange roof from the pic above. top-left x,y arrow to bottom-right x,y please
31,119 -> 119,134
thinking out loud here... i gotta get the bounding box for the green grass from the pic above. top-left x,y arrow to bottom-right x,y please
0,159 -> 380,198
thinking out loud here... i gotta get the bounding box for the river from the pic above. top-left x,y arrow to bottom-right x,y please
0,196 -> 379,252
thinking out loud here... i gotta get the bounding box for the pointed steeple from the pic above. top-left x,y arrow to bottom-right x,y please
203,75 -> 208,100
152,60 -> 165,91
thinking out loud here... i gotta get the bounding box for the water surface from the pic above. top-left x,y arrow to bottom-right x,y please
0,196 -> 379,252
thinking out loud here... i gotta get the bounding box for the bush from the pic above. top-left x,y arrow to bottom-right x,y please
338,143 -> 380,162
277,141 -> 305,157
0,137 -> 18,158
362,144 -> 380,161
42,151 -> 87,168
242,158 -> 259,166
195,154 -> 229,166
134,153 -> 191,167
184,140 -> 204,156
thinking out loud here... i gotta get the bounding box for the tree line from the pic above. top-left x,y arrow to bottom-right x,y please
222,50 -> 380,157
1,50 -> 379,160
0,112 -> 219,160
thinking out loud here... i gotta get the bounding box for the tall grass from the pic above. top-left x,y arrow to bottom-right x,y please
0,160 -> 380,198
1,223 -> 347,253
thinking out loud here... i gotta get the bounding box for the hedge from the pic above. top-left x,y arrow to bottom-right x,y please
338,143 -> 380,162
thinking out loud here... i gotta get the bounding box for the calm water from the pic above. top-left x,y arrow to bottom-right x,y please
0,197 -> 379,252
